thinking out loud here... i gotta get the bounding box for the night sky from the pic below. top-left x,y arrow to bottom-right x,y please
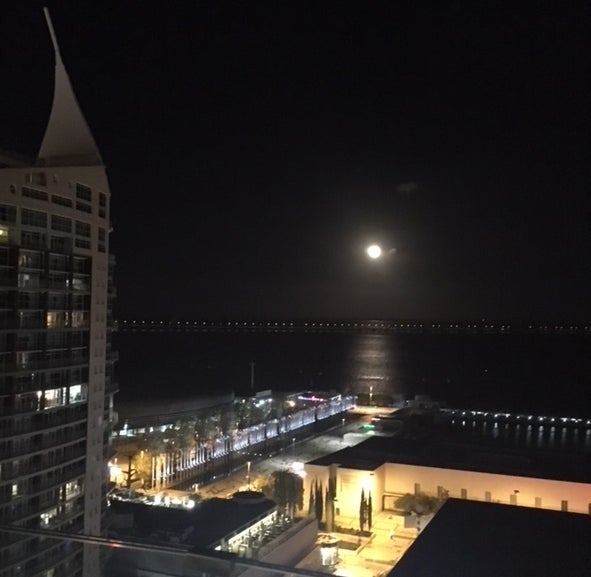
1,2 -> 590,322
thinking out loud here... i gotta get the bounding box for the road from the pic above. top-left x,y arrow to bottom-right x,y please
197,416 -> 372,498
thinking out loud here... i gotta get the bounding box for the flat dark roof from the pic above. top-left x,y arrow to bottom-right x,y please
110,496 -> 276,548
391,499 -> 591,577
308,433 -> 591,483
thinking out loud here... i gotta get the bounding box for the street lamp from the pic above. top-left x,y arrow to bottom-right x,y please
369,385 -> 373,406
246,461 -> 251,490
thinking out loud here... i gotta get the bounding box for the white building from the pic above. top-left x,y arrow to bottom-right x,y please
0,9 -> 116,577
305,435 -> 591,523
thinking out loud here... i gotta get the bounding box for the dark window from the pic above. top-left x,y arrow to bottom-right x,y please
98,228 -> 106,241
0,204 -> 16,223
50,236 -> 72,253
74,238 -> 91,250
99,192 -> 106,207
21,231 -> 46,249
75,202 -> 92,214
21,209 -> 47,228
51,215 -> 72,233
74,221 -> 91,238
75,183 -> 92,202
48,254 -> 68,272
51,195 -> 73,208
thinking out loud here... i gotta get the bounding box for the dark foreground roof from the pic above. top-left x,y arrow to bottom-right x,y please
110,495 -> 275,547
391,499 -> 591,577
308,433 -> 591,482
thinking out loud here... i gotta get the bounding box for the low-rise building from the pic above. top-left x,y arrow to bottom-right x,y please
305,434 -> 591,522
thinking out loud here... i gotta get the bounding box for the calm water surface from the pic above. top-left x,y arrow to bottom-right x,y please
114,331 -> 591,417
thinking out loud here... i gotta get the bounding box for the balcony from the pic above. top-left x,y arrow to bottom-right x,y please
0,428 -> 86,461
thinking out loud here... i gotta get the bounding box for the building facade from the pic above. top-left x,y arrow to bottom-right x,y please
0,10 -> 116,577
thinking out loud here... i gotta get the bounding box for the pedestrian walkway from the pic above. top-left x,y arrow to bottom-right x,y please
296,510 -> 416,577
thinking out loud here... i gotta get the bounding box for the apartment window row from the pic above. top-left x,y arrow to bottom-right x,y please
0,368 -> 88,396
1,446 -> 86,488
13,347 -> 89,371
0,415 -> 81,447
0,330 -> 88,353
46,310 -> 89,329
3,424 -> 87,465
3,251 -> 89,275
16,272 -> 90,292
1,206 -> 101,239
0,418 -> 86,454
13,384 -> 88,412
22,187 -> 48,202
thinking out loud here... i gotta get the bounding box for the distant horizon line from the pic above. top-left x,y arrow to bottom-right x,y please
116,318 -> 590,335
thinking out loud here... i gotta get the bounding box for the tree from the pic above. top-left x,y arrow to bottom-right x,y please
367,491 -> 373,531
394,492 -> 441,516
324,486 -> 335,532
308,480 -> 316,516
394,492 -> 446,532
359,489 -> 367,531
315,481 -> 324,522
268,470 -> 304,518
324,474 -> 337,532
122,454 -> 139,490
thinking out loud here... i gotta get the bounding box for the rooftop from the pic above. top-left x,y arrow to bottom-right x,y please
109,493 -> 276,548
308,432 -> 591,483
391,499 -> 591,577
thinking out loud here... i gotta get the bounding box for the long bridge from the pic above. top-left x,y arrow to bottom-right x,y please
117,319 -> 591,336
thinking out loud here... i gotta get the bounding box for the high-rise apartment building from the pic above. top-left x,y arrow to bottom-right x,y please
0,10 -> 116,577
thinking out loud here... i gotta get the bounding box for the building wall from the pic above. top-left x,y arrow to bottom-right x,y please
383,463 -> 591,514
0,163 -> 114,577
305,460 -> 591,521
305,464 -> 386,521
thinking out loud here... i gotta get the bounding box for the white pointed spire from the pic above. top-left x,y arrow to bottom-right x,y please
38,8 -> 102,165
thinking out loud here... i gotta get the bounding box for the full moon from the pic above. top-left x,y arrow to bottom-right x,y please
366,244 -> 382,259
